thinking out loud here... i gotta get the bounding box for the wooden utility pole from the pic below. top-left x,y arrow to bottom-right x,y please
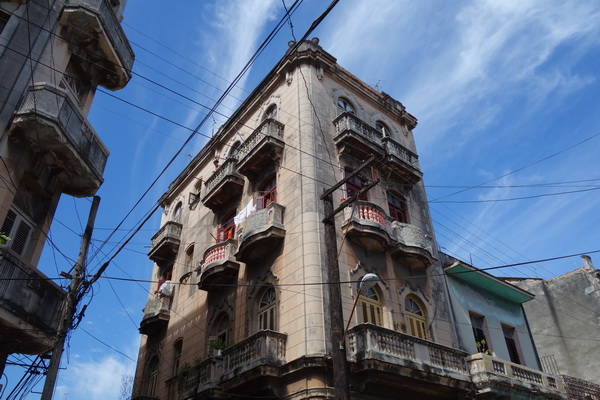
41,196 -> 100,400
321,157 -> 377,400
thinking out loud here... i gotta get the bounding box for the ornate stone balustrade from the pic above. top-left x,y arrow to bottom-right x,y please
467,353 -> 566,399
347,324 -> 470,382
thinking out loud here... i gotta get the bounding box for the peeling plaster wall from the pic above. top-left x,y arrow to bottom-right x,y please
509,265 -> 600,384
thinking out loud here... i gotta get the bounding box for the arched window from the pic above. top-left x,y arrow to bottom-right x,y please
173,202 -> 182,223
256,176 -> 277,209
264,104 -> 277,120
146,356 -> 159,397
358,286 -> 383,326
387,192 -> 408,223
213,313 -> 230,345
337,98 -> 355,115
405,296 -> 428,340
375,121 -> 389,137
173,339 -> 183,376
258,287 -> 277,331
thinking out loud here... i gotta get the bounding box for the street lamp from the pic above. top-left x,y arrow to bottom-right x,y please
339,273 -> 380,349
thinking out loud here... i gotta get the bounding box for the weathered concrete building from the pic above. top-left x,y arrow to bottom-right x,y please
133,39 -> 565,400
507,255 -> 600,397
444,255 -> 566,399
0,0 -> 133,377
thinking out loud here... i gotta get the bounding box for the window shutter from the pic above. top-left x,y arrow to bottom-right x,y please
1,208 -> 16,235
11,220 -> 32,255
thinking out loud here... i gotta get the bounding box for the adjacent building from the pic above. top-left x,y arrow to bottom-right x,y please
0,0 -> 133,377
443,254 -> 566,399
507,255 -> 600,398
132,38 -> 565,400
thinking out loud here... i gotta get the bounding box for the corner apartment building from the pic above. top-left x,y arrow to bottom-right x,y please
133,39 -> 564,400
0,0 -> 133,376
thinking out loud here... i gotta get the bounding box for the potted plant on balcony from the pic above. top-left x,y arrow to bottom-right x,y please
208,338 -> 231,356
0,232 -> 9,245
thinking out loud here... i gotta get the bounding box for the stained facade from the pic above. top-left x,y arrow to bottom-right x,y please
0,0 -> 133,377
133,39 -> 565,400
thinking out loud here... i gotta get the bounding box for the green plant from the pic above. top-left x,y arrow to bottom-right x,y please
177,362 -> 191,391
208,338 -> 231,351
0,232 -> 10,245
476,339 -> 491,355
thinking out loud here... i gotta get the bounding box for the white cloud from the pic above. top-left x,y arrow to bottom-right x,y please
56,355 -> 135,400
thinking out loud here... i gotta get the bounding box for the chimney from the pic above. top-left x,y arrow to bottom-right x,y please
581,255 -> 595,270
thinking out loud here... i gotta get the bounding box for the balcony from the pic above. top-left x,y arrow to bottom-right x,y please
347,324 -> 471,396
0,245 -> 66,354
9,83 -> 109,197
60,0 -> 134,89
390,221 -> 435,269
179,331 -> 287,397
197,239 -> 240,291
201,158 -> 244,213
236,119 -> 285,179
139,296 -> 171,336
467,353 -> 567,399
382,137 -> 422,185
148,221 -> 182,266
334,112 -> 385,161
236,202 -> 285,263
342,202 -> 391,253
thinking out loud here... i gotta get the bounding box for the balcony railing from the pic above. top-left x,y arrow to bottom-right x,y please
236,202 -> 285,263
148,221 -> 182,265
178,331 -> 286,397
348,324 -> 470,382
198,239 -> 240,291
139,296 -> 171,335
382,137 -> 422,184
341,201 -> 435,266
333,112 -> 384,159
61,0 -> 134,89
10,83 -> 109,197
342,201 -> 391,253
237,118 -> 285,179
0,245 -> 66,354
201,158 -> 244,212
467,353 -> 566,398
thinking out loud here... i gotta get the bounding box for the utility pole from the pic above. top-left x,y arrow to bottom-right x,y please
321,156 -> 377,400
41,196 -> 100,400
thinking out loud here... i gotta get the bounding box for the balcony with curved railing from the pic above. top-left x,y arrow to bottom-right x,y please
390,221 -> 435,269
235,202 -> 285,263
341,201 -> 391,253
201,158 -> 244,213
197,239 -> 240,291
60,0 -> 134,89
139,296 -> 171,336
333,112 -> 385,160
9,83 -> 108,197
236,119 -> 284,179
148,221 -> 182,267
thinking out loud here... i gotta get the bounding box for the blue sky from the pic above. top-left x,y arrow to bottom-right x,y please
5,0 -> 600,398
